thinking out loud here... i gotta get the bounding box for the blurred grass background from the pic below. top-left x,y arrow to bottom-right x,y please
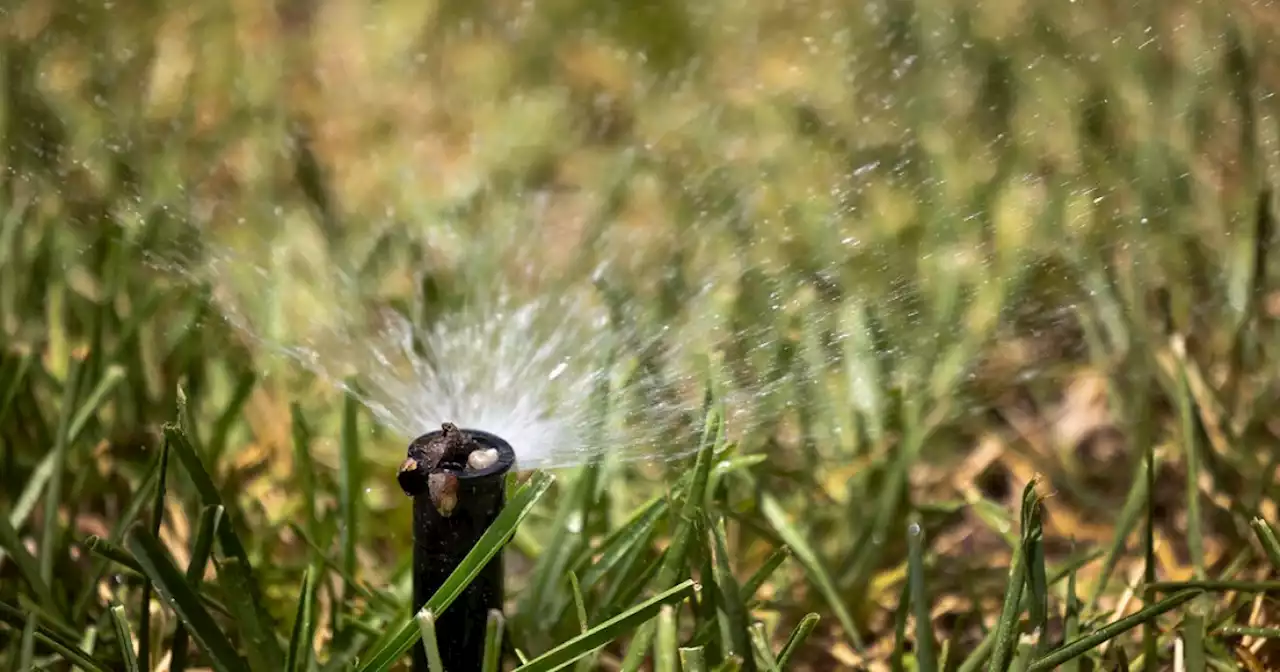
4,0 -> 1280,668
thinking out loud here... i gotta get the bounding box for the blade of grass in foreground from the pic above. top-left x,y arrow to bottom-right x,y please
482,610 -> 505,672
339,386 -> 362,602
1087,454 -> 1159,612
1028,589 -> 1202,671
708,513 -> 752,667
741,546 -> 791,606
760,492 -> 863,651
1172,346 -> 1206,579
655,405 -> 723,590
0,601 -> 110,672
0,352 -> 31,429
656,604 -> 678,672
285,567 -> 317,672
416,611 -> 445,672
67,364 -> 125,444
72,448 -> 164,620
0,360 -> 122,565
109,604 -> 141,672
0,504 -> 58,617
987,479 -> 1041,672
907,515 -> 937,672
139,433 -> 172,672
1021,483 -> 1048,655
164,422 -> 282,669
172,504 -> 225,672
776,613 -> 819,670
353,470 -> 555,672
749,622 -> 779,672
681,646 -> 708,672
514,580 -> 697,672
39,351 -> 83,621
125,525 -> 247,672
1249,518 -> 1280,570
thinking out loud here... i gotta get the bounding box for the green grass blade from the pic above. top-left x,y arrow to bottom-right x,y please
1009,639 -> 1035,672
598,542 -> 664,622
513,579 -> 697,672
656,604 -> 678,672
353,470 -> 554,672
987,539 -> 1027,670
524,462 -> 597,622
109,604 -> 141,672
0,352 -> 31,428
1027,589 -> 1202,671
1087,454 -> 1158,612
80,624 -> 101,672
124,525 -> 247,672
569,570 -> 589,633
39,351 -> 83,617
66,364 -> 125,445
618,620 -> 655,672
749,622 -> 779,672
1172,350 -> 1205,578
741,546 -> 790,606
15,594 -> 79,643
205,369 -> 256,464
1183,600 -> 1206,672
139,432 -> 172,672
891,572 -> 910,672
775,613 -> 819,670
0,601 -> 110,672
760,493 -> 862,651
654,406 -> 723,591
1146,580 -> 1280,593
287,522 -> 398,612
1063,558 -> 1081,672
1144,421 -> 1157,672
290,402 -> 319,546
692,532 -> 728,661
285,567 -> 317,672
164,422 -> 282,669
907,515 -> 937,672
708,513 -> 752,667
83,535 -> 145,574
1020,483 -> 1047,643
6,450 -> 55,548
1249,518 -> 1280,570
1214,626 -> 1280,637
172,504 -> 225,672
72,448 -> 164,620
339,386 -> 361,593
680,646 -> 708,672
34,625 -> 110,672
577,496 -> 668,591
415,610 -> 445,672
0,503 -> 58,616
482,609 -> 506,672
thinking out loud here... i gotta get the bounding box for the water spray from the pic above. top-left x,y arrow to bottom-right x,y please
398,423 -> 516,672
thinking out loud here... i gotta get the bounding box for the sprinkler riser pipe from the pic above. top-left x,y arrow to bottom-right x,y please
404,427 -> 515,672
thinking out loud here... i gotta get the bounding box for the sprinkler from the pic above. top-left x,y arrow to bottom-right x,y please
398,423 -> 516,672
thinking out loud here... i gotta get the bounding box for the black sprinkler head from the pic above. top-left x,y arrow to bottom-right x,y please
400,423 -> 516,672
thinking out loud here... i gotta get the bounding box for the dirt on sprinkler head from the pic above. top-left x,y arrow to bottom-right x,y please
398,422 -> 490,517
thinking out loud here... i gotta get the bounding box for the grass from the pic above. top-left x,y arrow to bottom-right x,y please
2,0 -> 1280,670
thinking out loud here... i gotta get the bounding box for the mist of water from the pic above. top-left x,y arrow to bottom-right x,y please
146,230 -> 756,470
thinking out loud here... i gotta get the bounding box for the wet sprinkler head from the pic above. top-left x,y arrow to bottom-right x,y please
399,423 -> 516,672
398,422 -> 511,515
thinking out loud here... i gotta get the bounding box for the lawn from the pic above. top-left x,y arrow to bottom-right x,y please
3,0 -> 1280,670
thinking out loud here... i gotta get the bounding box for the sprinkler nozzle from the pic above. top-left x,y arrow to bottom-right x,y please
402,423 -> 516,672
